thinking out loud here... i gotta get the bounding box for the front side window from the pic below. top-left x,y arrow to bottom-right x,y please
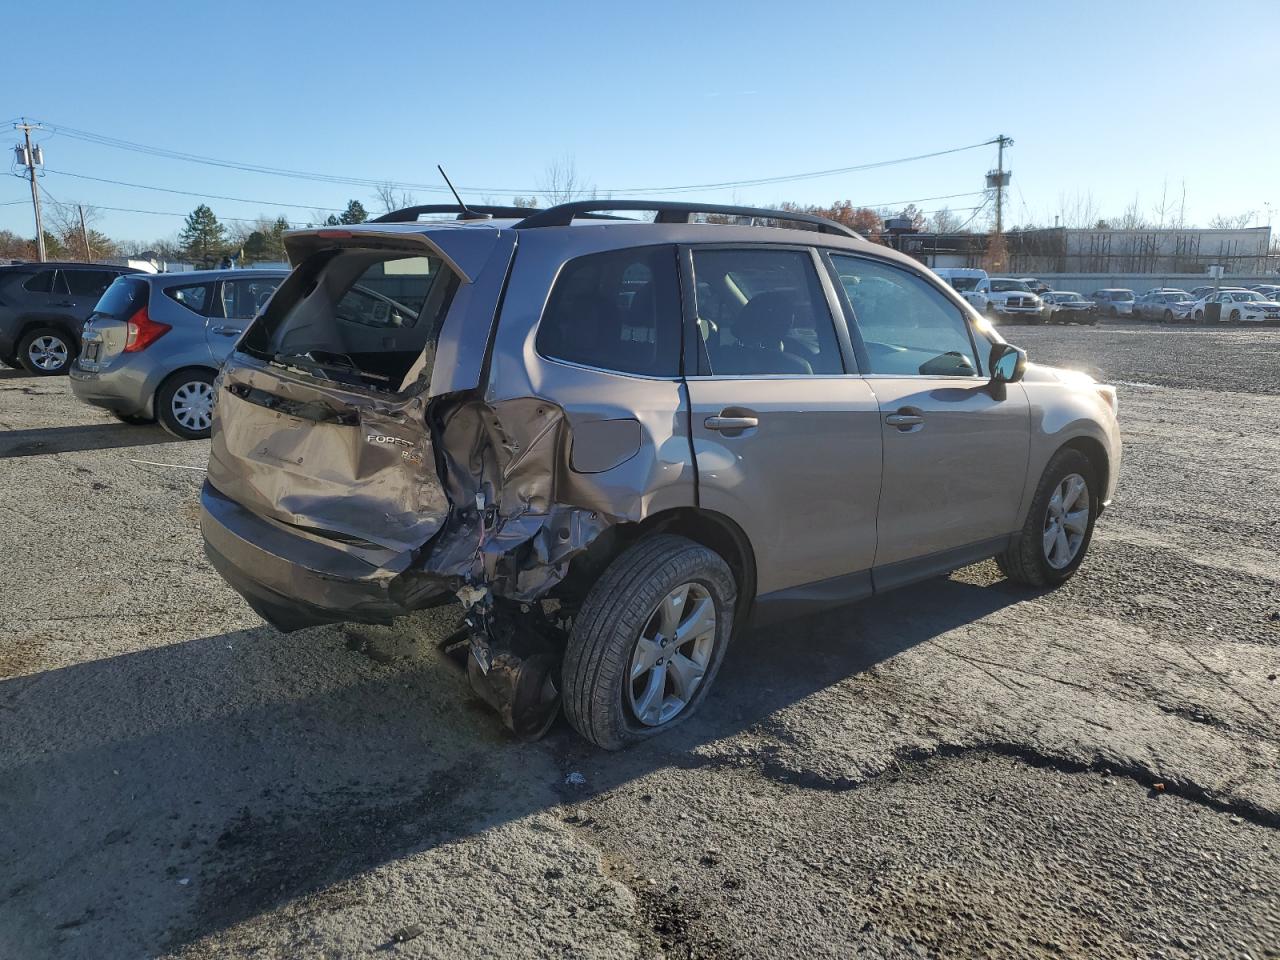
221,276 -> 283,320
831,254 -> 980,377
536,245 -> 681,377
691,247 -> 843,376
165,283 -> 212,314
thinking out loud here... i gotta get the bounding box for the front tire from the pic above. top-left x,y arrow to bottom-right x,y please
18,327 -> 74,375
562,534 -> 736,750
997,448 -> 1098,588
156,369 -> 216,440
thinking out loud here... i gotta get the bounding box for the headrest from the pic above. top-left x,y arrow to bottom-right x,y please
734,290 -> 796,345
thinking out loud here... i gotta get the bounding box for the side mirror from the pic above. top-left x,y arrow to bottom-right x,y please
989,342 -> 1027,383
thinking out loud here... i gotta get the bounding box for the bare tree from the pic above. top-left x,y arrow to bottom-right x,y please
44,202 -> 114,260
538,156 -> 596,205
1057,190 -> 1100,230
1115,194 -> 1150,231
1208,211 -> 1255,229
373,183 -> 416,214
928,207 -> 964,233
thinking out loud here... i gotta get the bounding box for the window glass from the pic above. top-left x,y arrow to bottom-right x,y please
334,258 -> 435,328
64,270 -> 117,297
22,270 -> 57,294
96,277 -> 148,317
221,276 -> 283,320
165,283 -> 211,313
831,254 -> 980,377
536,245 -> 681,377
691,247 -> 843,376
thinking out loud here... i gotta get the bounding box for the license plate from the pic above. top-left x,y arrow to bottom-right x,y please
83,342 -> 100,362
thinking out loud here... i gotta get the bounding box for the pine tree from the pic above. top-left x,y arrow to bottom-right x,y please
339,200 -> 368,224
178,204 -> 226,266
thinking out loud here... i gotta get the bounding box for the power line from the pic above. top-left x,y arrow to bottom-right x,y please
42,168 -> 344,212
28,117 -> 999,196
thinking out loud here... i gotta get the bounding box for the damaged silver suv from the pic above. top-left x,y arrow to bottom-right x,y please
201,201 -> 1121,749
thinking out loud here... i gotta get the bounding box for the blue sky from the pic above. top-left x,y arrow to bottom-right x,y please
3,0 -> 1277,243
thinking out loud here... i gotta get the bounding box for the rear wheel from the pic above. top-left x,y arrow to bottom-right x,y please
997,448 -> 1098,588
18,327 -> 74,375
562,534 -> 736,750
156,369 -> 216,440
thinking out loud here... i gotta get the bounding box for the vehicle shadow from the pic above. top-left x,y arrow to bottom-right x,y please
0,422 -> 179,458
0,366 -> 35,380
0,574 -> 1028,957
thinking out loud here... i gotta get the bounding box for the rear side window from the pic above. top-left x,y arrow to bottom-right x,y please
22,270 -> 64,294
165,283 -> 212,314
691,247 -> 844,377
832,254 -> 980,377
536,245 -> 681,377
65,270 -> 118,298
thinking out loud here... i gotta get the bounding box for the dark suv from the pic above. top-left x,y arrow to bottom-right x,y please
0,262 -> 142,374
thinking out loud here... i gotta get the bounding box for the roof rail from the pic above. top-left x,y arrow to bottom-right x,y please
513,200 -> 860,239
370,204 -> 543,224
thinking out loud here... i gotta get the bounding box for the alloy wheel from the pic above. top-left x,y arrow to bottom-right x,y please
171,380 -> 214,433
1043,473 -> 1089,569
27,335 -> 69,372
627,582 -> 716,727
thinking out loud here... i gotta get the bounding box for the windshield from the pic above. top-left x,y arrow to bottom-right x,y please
93,276 -> 148,316
1057,294 -> 1083,302
990,279 -> 1031,293
1109,290 -> 1134,301
948,277 -> 980,291
1235,292 -> 1266,301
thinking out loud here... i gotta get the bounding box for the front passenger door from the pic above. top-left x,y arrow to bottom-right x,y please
828,253 -> 1030,586
209,276 -> 283,362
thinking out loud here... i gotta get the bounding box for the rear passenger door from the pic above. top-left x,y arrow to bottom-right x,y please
682,245 -> 882,604
827,253 -> 1030,586
209,275 -> 283,362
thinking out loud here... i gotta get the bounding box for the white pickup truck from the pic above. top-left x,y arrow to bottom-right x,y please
933,268 -> 1045,322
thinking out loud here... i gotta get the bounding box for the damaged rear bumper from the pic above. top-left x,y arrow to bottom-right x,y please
200,480 -> 451,631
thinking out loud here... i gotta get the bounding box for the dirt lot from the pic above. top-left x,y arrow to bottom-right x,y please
1,323 -> 1277,960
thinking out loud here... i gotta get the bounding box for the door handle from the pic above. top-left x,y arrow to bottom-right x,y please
705,415 -> 759,432
210,326 -> 244,336
53,300 -> 75,307
885,410 -> 925,430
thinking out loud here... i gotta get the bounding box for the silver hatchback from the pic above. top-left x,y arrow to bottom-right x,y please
70,269 -> 286,438
201,201 -> 1122,749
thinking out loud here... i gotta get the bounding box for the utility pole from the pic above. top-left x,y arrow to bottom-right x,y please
987,134 -> 1014,237
77,204 -> 92,260
14,121 -> 47,262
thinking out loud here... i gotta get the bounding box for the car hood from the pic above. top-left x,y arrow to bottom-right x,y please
1020,362 -> 1097,386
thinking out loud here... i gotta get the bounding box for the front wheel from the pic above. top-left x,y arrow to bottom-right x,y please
562,534 -> 736,750
1229,309 -> 1241,323
997,448 -> 1099,588
156,369 -> 216,440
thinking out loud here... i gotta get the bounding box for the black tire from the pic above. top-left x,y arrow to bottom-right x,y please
1229,309 -> 1241,323
17,326 -> 75,376
562,534 -> 737,750
1162,310 -> 1174,324
155,368 -> 216,440
996,448 -> 1099,589
112,411 -> 155,425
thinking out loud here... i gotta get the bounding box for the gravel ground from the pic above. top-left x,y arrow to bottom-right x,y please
1,323 -> 1277,959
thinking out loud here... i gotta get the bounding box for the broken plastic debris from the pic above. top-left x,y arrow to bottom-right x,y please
456,584 -> 489,608
177,878 -> 191,886
564,771 -> 586,786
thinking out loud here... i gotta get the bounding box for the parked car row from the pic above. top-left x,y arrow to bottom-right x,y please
929,267 -> 1280,326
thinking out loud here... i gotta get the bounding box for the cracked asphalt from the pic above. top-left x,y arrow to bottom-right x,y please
1,322 -> 1277,960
